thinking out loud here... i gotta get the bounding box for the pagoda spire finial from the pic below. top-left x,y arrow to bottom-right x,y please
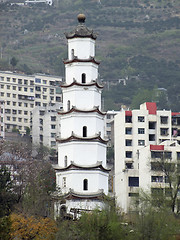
77,13 -> 86,24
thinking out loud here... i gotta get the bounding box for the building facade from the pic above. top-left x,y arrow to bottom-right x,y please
0,71 -> 62,135
53,14 -> 109,219
31,103 -> 62,149
114,102 -> 180,212
0,100 -> 5,139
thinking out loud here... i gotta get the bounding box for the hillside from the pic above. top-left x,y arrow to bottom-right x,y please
0,0 -> 180,110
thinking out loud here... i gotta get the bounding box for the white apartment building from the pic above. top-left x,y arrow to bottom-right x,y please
31,103 -> 62,150
105,110 -> 120,147
0,71 -> 62,135
0,100 -> 5,139
114,102 -> 180,212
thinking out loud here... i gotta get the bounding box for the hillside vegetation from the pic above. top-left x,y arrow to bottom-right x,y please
0,0 -> 180,110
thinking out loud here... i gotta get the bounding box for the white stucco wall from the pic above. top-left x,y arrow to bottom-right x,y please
58,141 -> 107,167
68,38 -> 95,60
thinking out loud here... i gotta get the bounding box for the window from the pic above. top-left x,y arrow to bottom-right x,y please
43,103 -> 47,107
1,92 -> 4,96
128,177 -> 139,187
13,102 -> 16,106
83,126 -> 87,137
24,79 -> 28,85
126,151 -> 132,158
35,78 -> 41,83
43,80 -> 47,84
7,77 -> 10,82
151,151 -> 163,159
13,94 -> 16,98
51,133 -> 56,138
18,79 -> 22,84
82,73 -> 86,83
107,123 -> 111,128
160,116 -> 168,124
160,128 -> 168,136
24,111 -> 28,115
30,88 -> 33,93
177,152 -> 180,160
64,156 -> 67,167
138,116 -> 144,122
1,84 -> 4,89
83,179 -> 88,190
30,104 -> 34,108
7,101 -> 10,105
43,88 -> 47,92
51,141 -> 56,147
24,103 -> 28,107
128,192 -> 139,197
0,76 -> 4,81
50,89 -> 54,94
149,121 -> 156,129
7,85 -> 10,89
164,151 -> 172,159
151,188 -> 163,196
71,49 -> 74,59
18,87 -> 22,91
107,115 -> 111,119
39,110 -> 45,116
35,86 -> 41,91
138,128 -> 145,134
35,94 -> 41,99
7,116 -> 10,121
24,87 -> 27,92
18,102 -> 22,107
151,176 -> 163,182
125,128 -> 132,135
50,96 -> 54,101
12,117 -> 16,121
24,118 -> 28,123
30,80 -> 34,85
13,110 -> 17,114
51,116 -> 56,121
138,140 -> 145,146
43,95 -> 47,100
7,93 -> 10,97
51,125 -> 56,129
125,116 -> 132,123
62,177 -> 66,188
67,100 -> 70,111
56,96 -> 61,102
13,86 -> 16,90
35,102 -> 41,106
125,139 -> 132,146
13,78 -> 16,82
149,134 -> 155,141
126,163 -> 133,169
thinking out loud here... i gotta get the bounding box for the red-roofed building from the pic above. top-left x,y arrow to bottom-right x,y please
114,102 -> 180,213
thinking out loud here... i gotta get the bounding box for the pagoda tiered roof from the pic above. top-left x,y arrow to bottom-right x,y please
61,79 -> 103,89
56,132 -> 108,144
57,106 -> 106,116
63,57 -> 100,65
53,161 -> 110,173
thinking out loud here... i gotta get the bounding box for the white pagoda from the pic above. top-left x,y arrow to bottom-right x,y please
54,14 -> 110,219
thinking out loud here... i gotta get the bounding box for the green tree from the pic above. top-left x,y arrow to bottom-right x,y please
10,56 -> 18,69
0,167 -> 16,217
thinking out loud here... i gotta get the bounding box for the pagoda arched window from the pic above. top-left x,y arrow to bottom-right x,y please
83,126 -> 87,137
64,156 -> 67,167
67,100 -> 70,111
83,179 -> 88,191
82,73 -> 86,83
71,49 -> 74,59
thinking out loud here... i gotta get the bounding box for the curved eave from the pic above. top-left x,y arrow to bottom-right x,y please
54,162 -> 110,173
63,57 -> 100,65
65,34 -> 97,40
61,81 -> 103,89
56,134 -> 108,144
57,106 -> 106,116
64,190 -> 105,200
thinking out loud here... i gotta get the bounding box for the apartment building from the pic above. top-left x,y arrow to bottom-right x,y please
31,103 -> 62,149
105,110 -> 120,147
0,71 -> 62,135
0,100 -> 5,139
114,102 -> 180,212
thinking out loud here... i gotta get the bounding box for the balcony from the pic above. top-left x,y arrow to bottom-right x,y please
18,94 -> 34,101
